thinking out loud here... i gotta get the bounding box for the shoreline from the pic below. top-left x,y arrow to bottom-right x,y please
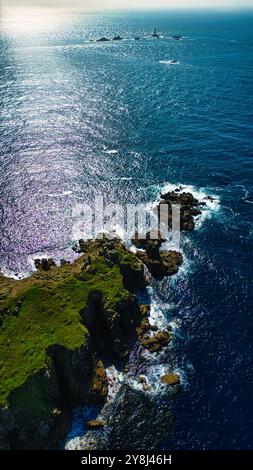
0,187 -> 219,450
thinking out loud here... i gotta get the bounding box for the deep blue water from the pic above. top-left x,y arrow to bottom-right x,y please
0,9 -> 252,449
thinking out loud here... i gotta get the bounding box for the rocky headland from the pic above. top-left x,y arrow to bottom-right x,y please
0,189 -> 204,449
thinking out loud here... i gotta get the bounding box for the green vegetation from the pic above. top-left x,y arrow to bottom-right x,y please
0,239 -> 138,408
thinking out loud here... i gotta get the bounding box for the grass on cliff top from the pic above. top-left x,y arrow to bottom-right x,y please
0,241 -> 131,407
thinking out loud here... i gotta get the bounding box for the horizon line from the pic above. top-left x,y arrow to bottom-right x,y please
2,5 -> 253,11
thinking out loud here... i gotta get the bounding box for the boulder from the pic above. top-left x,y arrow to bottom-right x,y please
34,258 -> 56,271
160,373 -> 180,386
140,329 -> 172,353
87,419 -> 105,429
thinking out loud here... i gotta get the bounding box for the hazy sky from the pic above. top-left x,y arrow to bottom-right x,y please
2,0 -> 253,10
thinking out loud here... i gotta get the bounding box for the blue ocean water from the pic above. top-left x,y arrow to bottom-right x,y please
0,9 -> 252,449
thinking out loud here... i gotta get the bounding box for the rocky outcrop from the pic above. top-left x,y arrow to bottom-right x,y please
160,373 -> 180,386
81,290 -> 140,358
0,199 -> 197,451
158,190 -> 203,231
97,37 -> 110,42
90,360 -> 108,402
140,329 -> 172,353
136,304 -> 172,353
87,419 -> 105,429
131,230 -> 183,280
137,249 -> 183,280
34,258 -> 56,271
0,237 -> 149,449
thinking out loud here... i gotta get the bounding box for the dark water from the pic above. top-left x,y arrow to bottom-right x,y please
0,9 -> 252,449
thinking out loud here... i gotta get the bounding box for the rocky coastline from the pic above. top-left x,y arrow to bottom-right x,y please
0,189 -> 205,450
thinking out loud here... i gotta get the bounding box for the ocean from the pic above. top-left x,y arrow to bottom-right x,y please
0,9 -> 252,449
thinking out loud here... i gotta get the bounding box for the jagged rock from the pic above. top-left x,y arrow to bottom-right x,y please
132,229 -> 183,280
160,373 -> 180,386
113,35 -> 123,41
79,239 -> 87,252
60,259 -> 70,266
158,190 -> 203,231
139,304 -> 150,317
131,230 -> 166,252
160,251 -> 183,275
137,250 -> 183,280
143,384 -> 152,392
34,258 -> 56,271
140,329 -> 172,353
72,244 -> 82,253
87,419 -> 105,429
91,360 -> 108,402
136,316 -> 150,337
138,375 -> 147,384
136,304 -> 152,338
82,291 -> 139,358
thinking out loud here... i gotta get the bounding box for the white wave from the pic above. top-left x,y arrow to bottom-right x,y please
113,176 -> 132,181
159,60 -> 180,65
48,190 -> 73,197
65,405 -> 100,451
141,364 -> 184,396
104,149 -> 118,154
147,287 -> 167,329
106,365 -> 125,401
157,182 -> 220,230
0,266 -> 31,280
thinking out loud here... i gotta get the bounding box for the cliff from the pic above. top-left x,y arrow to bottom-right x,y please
0,238 -> 146,449
0,190 -> 203,449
